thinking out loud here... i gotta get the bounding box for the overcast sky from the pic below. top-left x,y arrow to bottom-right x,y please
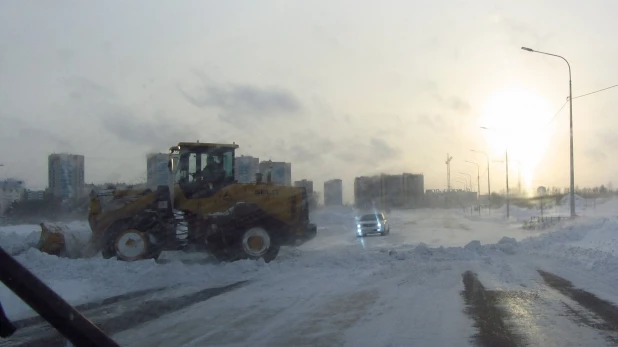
1,0 -> 618,202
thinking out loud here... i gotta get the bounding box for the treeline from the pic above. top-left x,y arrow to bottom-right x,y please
3,194 -> 90,225
495,185 -> 614,209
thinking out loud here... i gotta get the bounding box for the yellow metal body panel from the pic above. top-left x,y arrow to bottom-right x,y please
174,182 -> 304,225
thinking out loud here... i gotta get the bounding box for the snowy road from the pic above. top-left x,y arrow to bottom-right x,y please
2,199 -> 618,346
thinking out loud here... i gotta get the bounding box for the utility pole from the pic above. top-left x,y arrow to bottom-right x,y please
446,154 -> 453,191
471,150 -> 491,215
506,150 -> 510,219
459,172 -> 472,192
517,161 -> 521,195
465,160 -> 481,216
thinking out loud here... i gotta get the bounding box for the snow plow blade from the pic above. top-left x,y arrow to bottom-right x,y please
36,223 -> 68,257
37,222 -> 94,258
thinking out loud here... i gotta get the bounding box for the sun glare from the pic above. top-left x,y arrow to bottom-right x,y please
479,88 -> 554,193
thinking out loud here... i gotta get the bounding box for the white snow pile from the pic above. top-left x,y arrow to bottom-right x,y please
518,215 -> 618,274
559,193 -> 586,208
464,240 -> 482,251
491,236 -> 519,255
0,224 -> 43,255
3,197 -> 618,328
312,206 -> 358,230
0,221 -> 92,257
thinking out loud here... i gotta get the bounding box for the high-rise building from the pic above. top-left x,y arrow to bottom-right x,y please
259,160 -> 292,186
235,155 -> 260,183
48,154 -> 85,199
26,189 -> 45,200
354,173 -> 424,209
324,179 -> 343,206
146,153 -> 170,189
294,179 -> 314,195
354,176 -> 382,209
403,173 -> 424,207
0,179 -> 25,215
295,179 -> 315,208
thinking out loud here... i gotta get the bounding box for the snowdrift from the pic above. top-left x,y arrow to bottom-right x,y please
3,198 -> 618,322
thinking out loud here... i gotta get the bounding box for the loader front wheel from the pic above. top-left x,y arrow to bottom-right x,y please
239,227 -> 280,263
113,229 -> 150,262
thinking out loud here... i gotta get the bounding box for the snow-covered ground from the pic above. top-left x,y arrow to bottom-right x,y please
2,197 -> 618,346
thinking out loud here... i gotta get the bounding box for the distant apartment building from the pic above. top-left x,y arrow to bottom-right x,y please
0,179 -> 25,215
48,153 -> 85,199
146,153 -> 170,189
324,179 -> 343,206
294,179 -> 314,195
295,179 -> 316,209
259,160 -> 292,186
235,155 -> 260,183
354,173 -> 425,209
425,189 -> 476,208
26,189 -> 45,200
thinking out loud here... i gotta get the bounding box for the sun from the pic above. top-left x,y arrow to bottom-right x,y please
479,87 -> 555,193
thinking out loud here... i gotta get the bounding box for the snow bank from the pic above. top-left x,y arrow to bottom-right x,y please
4,200 -> 618,324
560,193 -> 586,208
0,224 -> 42,255
0,221 -> 91,257
464,240 -> 482,251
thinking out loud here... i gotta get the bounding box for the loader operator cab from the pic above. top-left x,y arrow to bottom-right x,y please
169,142 -> 238,199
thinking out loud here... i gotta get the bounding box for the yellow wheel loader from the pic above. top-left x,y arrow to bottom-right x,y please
37,142 -> 317,263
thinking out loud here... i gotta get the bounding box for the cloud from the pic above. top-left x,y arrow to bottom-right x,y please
492,14 -> 552,48
179,74 -> 302,125
369,138 -> 400,159
585,148 -> 607,163
433,94 -> 471,113
0,114 -> 74,151
63,77 -> 117,101
98,107 -> 201,152
415,113 -> 451,133
63,77 -> 199,151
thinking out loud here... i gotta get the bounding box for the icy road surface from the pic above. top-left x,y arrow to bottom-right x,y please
2,197 -> 618,346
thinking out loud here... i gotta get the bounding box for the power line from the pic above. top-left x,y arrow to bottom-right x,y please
544,83 -> 618,127
544,100 -> 568,126
572,84 -> 618,100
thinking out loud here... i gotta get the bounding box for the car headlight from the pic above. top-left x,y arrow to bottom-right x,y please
377,223 -> 381,228
357,224 -> 361,228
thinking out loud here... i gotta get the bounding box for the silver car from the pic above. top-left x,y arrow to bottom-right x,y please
356,212 -> 390,237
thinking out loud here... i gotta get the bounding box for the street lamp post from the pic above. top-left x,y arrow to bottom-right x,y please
481,127 -> 511,219
471,150 -> 491,214
459,172 -> 473,192
465,160 -> 481,216
493,156 -> 510,219
506,150 -> 510,219
522,46 -> 575,218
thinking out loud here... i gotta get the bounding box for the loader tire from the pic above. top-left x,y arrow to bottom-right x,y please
211,227 -> 280,263
103,221 -> 162,262
239,226 -> 280,263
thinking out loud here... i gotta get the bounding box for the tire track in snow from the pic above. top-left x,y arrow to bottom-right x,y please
461,270 -> 526,347
1,281 -> 247,347
539,270 -> 618,344
8,286 -> 170,331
